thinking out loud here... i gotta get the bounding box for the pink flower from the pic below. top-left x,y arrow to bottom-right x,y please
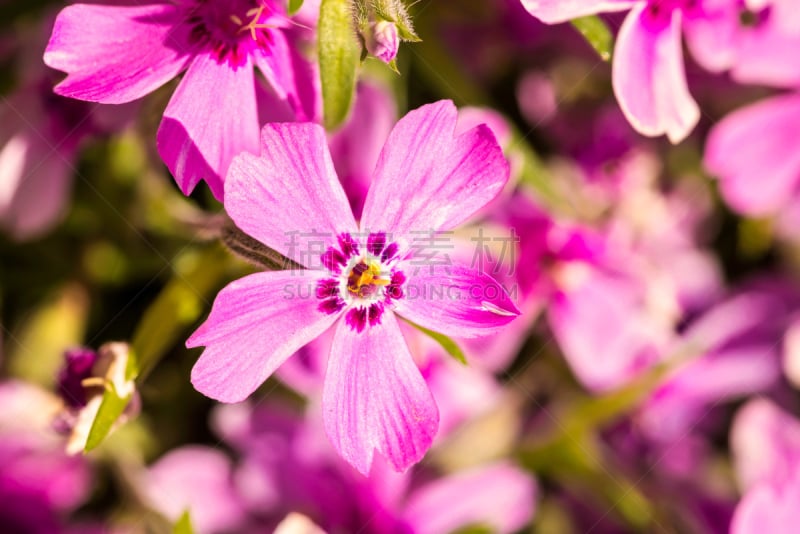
519,0 -> 772,142
705,92 -> 800,224
44,0 -> 318,200
730,398 -> 800,533
187,100 -> 519,474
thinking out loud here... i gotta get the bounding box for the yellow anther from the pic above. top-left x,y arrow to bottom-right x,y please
230,14 -> 243,25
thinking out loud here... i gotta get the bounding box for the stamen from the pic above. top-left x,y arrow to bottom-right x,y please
237,5 -> 279,40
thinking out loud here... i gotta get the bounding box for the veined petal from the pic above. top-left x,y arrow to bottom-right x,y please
157,53 -> 260,200
224,123 -> 358,269
393,262 -> 520,338
361,101 -> 509,240
520,0 -> 636,24
403,463 -> 537,534
705,93 -> 800,216
44,3 -> 192,104
188,270 -> 339,403
612,5 -> 700,143
323,312 -> 439,475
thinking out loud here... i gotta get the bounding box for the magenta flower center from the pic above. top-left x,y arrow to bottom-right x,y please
316,232 -> 406,332
643,0 -> 698,28
184,0 -> 285,67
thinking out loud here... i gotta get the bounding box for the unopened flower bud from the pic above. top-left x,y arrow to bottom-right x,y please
366,20 -> 399,64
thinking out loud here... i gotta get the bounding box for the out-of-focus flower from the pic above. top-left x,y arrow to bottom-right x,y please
141,446 -> 246,534
53,343 -> 139,455
637,280 -> 798,441
0,381 -> 92,533
502,192 -> 675,391
730,398 -> 800,533
143,401 -> 537,533
0,18 -> 133,241
721,0 -> 800,88
519,0 -> 798,142
188,100 -> 518,474
705,92 -> 800,233
44,0 -> 319,200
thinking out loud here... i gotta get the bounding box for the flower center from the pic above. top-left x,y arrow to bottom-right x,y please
316,232 -> 406,332
642,0 -> 697,29
184,0 -> 286,67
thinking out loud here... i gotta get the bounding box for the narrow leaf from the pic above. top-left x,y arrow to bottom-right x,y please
287,0 -> 304,15
318,0 -> 361,130
84,383 -> 131,452
570,15 -> 613,61
406,320 -> 467,365
173,511 -> 195,534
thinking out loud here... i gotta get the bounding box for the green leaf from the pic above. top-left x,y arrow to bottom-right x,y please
173,510 -> 195,534
570,15 -> 613,61
406,321 -> 467,365
84,382 -> 131,452
287,0 -> 304,15
318,0 -> 361,130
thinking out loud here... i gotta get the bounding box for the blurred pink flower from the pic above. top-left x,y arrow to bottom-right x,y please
520,0 -> 798,142
0,381 -> 92,533
142,446 -> 246,534
1,17 -> 134,240
44,0 -> 319,200
705,92 -> 800,225
178,401 -> 539,533
637,281 -> 797,441
730,398 -> 800,533
187,100 -> 518,474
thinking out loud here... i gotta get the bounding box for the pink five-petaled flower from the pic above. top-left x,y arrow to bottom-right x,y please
520,0 -> 728,143
186,100 -> 519,474
43,0 -> 316,201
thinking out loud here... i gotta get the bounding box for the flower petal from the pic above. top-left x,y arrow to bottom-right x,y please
188,270 -> 339,403
254,31 -> 319,122
393,262 -> 520,338
612,6 -> 700,143
705,93 -> 800,216
682,2 -> 740,73
157,53 -> 260,200
732,473 -> 800,534
224,122 -> 358,269
44,3 -> 192,104
731,398 -> 800,492
548,268 -> 668,392
143,446 -> 246,534
361,100 -> 509,239
519,0 -> 635,24
402,463 -> 537,534
0,132 -> 73,241
322,311 -> 439,474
